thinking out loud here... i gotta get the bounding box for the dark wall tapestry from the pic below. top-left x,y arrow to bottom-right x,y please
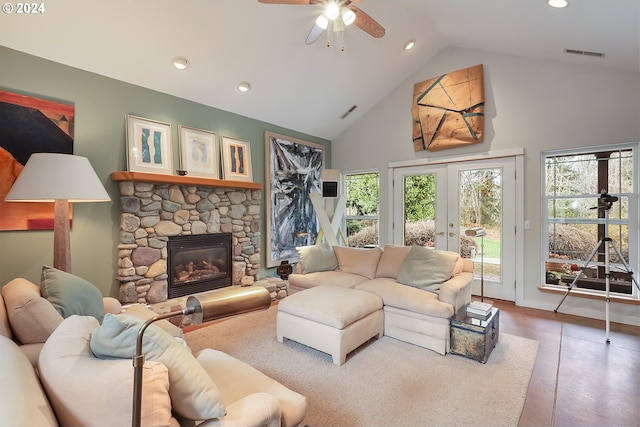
0,90 -> 74,231
265,131 -> 324,268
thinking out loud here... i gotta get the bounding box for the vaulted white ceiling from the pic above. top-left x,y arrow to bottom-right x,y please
1,0 -> 638,140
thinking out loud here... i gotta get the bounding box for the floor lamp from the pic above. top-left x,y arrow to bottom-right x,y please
4,153 -> 110,273
132,286 -> 272,427
465,227 -> 486,302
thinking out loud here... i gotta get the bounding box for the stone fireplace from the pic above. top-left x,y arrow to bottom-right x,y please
113,173 -> 261,304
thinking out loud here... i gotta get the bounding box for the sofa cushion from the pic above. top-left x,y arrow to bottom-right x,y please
397,246 -> 459,292
288,270 -> 369,292
355,278 -> 454,319
1,278 -> 63,344
90,313 -> 226,421
376,245 -> 411,279
296,242 -> 338,273
0,335 -> 58,426
41,265 -> 104,321
38,315 -> 173,427
333,246 -> 383,280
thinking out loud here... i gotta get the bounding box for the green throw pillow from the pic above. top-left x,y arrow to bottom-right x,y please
90,314 -> 227,421
396,246 -> 459,292
296,242 -> 338,273
41,265 -> 104,322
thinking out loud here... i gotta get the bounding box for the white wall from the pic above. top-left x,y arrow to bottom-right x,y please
332,47 -> 640,325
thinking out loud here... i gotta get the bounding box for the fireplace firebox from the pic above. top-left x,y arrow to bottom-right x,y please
167,233 -> 232,299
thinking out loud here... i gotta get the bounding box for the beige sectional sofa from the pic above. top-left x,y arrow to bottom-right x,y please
0,273 -> 306,427
288,244 -> 474,355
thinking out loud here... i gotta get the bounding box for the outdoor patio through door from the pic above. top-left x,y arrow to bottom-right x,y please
392,157 -> 516,301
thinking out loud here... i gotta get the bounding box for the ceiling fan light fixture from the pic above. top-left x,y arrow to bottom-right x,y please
237,82 -> 251,93
315,14 -> 329,30
547,0 -> 569,8
172,56 -> 190,70
341,8 -> 356,26
325,2 -> 340,20
403,39 -> 416,51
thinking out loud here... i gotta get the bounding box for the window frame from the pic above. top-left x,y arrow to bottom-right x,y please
541,142 -> 639,299
342,170 -> 380,248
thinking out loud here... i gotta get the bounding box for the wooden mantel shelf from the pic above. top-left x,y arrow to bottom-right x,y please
111,171 -> 262,190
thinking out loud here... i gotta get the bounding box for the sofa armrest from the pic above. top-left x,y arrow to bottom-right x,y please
190,393 -> 281,427
0,335 -> 58,427
102,296 -> 123,315
438,271 -> 473,313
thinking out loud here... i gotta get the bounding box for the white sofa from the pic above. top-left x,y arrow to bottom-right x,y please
288,244 -> 474,355
0,275 -> 307,427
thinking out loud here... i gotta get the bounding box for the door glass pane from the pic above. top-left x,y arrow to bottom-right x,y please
458,168 -> 502,282
403,174 -> 436,246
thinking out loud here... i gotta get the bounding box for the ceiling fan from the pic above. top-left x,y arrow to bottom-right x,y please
258,0 -> 385,49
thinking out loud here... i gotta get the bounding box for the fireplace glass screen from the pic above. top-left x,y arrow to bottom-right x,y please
167,233 -> 232,298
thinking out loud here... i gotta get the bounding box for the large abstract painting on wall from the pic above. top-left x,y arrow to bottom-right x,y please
0,90 -> 74,231
412,64 -> 485,152
265,131 -> 324,268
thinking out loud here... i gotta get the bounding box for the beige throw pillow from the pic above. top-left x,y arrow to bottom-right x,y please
296,242 -> 338,273
333,246 -> 383,280
38,315 -> 173,427
397,246 -> 460,292
376,245 -> 412,279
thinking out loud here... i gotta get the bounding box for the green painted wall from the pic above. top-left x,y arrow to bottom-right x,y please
0,45 -> 331,297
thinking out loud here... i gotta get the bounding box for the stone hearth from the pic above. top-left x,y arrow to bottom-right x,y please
115,180 -> 261,304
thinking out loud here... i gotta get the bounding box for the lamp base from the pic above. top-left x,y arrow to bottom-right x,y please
53,199 -> 71,272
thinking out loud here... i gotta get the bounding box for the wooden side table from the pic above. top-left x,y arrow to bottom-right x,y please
450,305 -> 499,363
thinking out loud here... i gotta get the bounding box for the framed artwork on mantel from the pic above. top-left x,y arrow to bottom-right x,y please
125,115 -> 173,175
221,136 -> 253,182
178,125 -> 219,179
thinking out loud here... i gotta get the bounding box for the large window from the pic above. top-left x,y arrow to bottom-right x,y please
543,145 -> 637,297
344,171 -> 379,247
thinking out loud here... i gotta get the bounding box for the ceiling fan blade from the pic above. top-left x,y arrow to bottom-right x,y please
348,5 -> 385,38
305,23 -> 325,45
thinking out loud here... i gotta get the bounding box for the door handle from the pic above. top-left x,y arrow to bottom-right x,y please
449,232 -> 457,237
436,231 -> 445,236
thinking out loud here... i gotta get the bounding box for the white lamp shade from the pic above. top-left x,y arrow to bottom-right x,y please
5,153 -> 110,202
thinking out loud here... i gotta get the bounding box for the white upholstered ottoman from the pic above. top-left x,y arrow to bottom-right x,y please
276,286 -> 384,365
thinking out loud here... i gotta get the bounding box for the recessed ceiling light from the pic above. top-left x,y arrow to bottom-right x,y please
172,56 -> 190,70
403,39 -> 416,51
547,0 -> 569,8
237,82 -> 251,93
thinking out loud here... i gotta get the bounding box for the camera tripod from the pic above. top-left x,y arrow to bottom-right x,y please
554,193 -> 640,343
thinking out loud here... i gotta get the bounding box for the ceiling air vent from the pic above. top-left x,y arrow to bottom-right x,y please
564,48 -> 605,58
340,105 -> 358,119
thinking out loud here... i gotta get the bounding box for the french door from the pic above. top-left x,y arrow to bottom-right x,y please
392,157 -> 516,301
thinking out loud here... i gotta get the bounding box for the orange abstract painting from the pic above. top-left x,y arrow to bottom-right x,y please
0,90 -> 74,230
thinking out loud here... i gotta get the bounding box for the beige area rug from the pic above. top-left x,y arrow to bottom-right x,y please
185,307 -> 538,427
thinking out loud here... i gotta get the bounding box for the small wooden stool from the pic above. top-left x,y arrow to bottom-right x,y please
276,286 -> 384,365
